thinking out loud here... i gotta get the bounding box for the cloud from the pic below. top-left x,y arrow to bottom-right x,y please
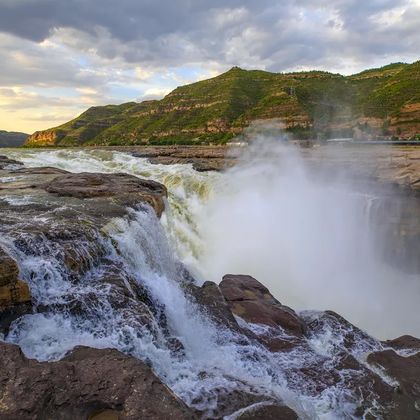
0,0 -> 418,131
140,87 -> 171,101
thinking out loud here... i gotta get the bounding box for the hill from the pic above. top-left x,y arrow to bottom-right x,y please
26,61 -> 420,146
0,130 -> 29,147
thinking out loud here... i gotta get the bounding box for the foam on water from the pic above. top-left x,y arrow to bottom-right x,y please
0,208 -> 312,417
1,145 -> 419,417
5,146 -> 419,339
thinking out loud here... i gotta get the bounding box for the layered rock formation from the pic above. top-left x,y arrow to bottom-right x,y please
26,61 -> 420,147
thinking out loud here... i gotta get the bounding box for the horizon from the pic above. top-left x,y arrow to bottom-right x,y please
0,0 -> 419,133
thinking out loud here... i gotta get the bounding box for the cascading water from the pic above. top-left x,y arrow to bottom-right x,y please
1,144 -> 420,418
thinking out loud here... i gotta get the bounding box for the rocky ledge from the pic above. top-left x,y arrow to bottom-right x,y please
0,344 -> 194,420
101,145 -> 238,172
0,155 -> 167,335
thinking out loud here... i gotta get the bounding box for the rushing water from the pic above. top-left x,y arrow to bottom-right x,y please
1,145 -> 419,418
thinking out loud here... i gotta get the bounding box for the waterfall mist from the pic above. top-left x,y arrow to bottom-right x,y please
194,138 -> 420,339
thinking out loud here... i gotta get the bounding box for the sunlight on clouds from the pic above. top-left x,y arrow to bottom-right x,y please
141,87 -> 171,100
370,6 -> 406,27
135,67 -> 153,81
0,1 -> 418,131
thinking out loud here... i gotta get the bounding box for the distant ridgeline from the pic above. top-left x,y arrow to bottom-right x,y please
0,130 -> 28,147
26,61 -> 420,146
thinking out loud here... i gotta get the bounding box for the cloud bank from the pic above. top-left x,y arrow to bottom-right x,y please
0,0 -> 419,132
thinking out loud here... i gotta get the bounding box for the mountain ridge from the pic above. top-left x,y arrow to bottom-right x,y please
0,130 -> 29,147
26,61 -> 420,146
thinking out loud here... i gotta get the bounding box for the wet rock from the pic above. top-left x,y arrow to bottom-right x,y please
0,301 -> 32,336
44,172 -> 167,216
14,166 -> 70,175
384,335 -> 420,351
219,274 -> 305,336
186,281 -> 242,332
190,385 -> 277,419
303,310 -> 420,419
303,310 -> 379,353
235,403 -> 298,419
0,246 -> 19,286
12,223 -> 107,281
368,349 -> 420,419
0,279 -> 31,306
0,342 -> 195,420
0,154 -> 23,169
128,145 -> 238,172
0,246 -> 32,334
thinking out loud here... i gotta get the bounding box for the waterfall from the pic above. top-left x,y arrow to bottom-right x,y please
2,145 -> 420,418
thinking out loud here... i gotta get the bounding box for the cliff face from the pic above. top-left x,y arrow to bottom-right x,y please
26,61 -> 420,146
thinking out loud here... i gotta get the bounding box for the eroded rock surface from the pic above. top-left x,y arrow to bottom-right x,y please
0,154 -> 23,170
0,343 -> 195,420
44,172 -> 167,216
220,274 -> 305,337
235,403 -> 298,420
0,246 -> 31,335
368,350 -> 420,419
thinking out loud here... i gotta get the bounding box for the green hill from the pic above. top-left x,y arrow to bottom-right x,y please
26,61 -> 420,146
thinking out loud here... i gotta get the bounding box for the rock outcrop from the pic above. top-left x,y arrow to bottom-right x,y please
368,349 -> 420,419
44,172 -> 167,216
0,246 -> 31,335
235,403 -> 298,420
0,343 -> 195,420
0,154 -> 23,169
220,274 -> 305,336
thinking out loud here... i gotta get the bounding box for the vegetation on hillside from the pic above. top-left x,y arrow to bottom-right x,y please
26,61 -> 420,146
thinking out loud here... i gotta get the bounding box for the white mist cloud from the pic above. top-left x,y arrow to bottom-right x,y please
193,139 -> 420,339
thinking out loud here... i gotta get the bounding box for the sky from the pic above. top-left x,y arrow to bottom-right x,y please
0,0 -> 419,133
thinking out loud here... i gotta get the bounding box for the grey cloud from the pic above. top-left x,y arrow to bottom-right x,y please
0,0 -> 418,86
0,0 -> 418,74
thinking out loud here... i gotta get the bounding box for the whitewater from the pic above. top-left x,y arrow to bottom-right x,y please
1,144 -> 419,418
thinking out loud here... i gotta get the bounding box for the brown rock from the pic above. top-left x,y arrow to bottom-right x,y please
186,281 -> 242,332
15,166 -> 70,175
0,246 -> 19,286
0,155 -> 23,169
384,335 -> 420,351
44,172 -> 167,216
219,274 -> 305,336
0,279 -> 31,306
236,403 -> 298,419
0,247 -> 32,335
0,343 -> 196,420
304,310 -> 378,352
368,349 -> 420,419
